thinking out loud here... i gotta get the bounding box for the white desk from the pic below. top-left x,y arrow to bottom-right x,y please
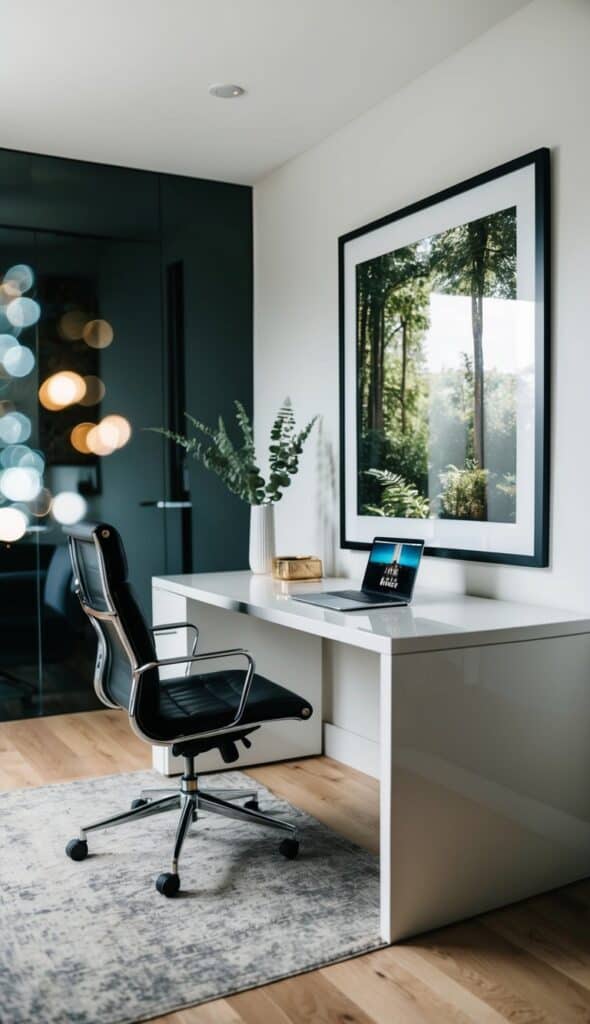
152,571 -> 590,943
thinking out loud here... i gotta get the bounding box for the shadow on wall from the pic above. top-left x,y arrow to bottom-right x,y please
316,419 -> 336,575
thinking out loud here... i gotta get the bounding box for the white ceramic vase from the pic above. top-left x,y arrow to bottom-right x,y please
249,502 -> 276,574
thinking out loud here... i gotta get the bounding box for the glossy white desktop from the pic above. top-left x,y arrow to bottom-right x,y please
152,571 -> 590,943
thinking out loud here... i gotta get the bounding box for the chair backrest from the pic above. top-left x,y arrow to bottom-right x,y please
64,521 -> 159,722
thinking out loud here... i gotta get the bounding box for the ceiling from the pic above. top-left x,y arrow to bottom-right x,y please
0,0 -> 530,185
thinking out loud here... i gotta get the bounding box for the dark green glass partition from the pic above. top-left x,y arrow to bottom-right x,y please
0,149 -> 253,723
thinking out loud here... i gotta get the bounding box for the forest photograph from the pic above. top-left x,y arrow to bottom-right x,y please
356,205 -> 520,525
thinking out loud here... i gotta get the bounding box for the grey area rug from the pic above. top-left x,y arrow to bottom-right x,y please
0,769 -> 382,1024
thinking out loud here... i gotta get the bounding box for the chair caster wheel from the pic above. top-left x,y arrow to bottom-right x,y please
156,872 -> 180,897
279,838 -> 299,860
131,798 -> 149,810
66,839 -> 88,861
244,798 -> 259,811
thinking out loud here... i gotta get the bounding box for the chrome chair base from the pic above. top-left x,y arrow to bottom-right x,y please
66,755 -> 300,894
138,785 -> 258,802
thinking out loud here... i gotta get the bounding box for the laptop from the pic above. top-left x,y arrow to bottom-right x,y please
292,536 -> 424,612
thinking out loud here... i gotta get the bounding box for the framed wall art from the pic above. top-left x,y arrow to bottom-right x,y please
339,148 -> 550,565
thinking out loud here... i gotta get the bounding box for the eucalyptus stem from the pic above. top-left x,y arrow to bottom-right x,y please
149,399 -> 318,505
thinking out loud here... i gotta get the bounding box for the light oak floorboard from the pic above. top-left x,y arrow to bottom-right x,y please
1,709 -> 589,1024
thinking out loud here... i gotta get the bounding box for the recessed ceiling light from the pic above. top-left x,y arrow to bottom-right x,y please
208,83 -> 246,99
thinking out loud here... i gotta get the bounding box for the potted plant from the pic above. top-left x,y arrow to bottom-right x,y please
153,399 -> 317,574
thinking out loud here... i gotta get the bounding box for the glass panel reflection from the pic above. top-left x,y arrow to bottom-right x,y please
0,227 -> 166,722
0,230 -> 43,720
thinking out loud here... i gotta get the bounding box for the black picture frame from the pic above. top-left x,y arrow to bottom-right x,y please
339,148 -> 550,567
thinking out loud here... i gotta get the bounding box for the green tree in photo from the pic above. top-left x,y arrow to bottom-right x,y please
357,246 -> 428,435
356,207 -> 518,525
383,276 -> 430,436
357,248 -> 431,513
430,207 -> 516,476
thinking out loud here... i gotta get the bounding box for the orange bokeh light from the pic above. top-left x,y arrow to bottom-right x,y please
70,422 -> 95,455
78,375 -> 105,407
39,371 -> 87,410
0,281 -> 20,304
82,319 -> 114,350
100,414 -> 131,449
85,415 -> 132,456
86,423 -> 115,456
58,310 -> 91,342
38,379 -> 61,412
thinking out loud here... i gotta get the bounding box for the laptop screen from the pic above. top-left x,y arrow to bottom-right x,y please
361,537 -> 424,600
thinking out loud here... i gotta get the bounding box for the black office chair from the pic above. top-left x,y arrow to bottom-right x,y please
63,521 -> 313,897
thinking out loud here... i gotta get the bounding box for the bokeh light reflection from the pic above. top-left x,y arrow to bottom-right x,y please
17,448 -> 44,473
0,335 -> 18,361
82,319 -> 114,349
28,487 -> 52,517
0,465 -> 42,502
39,371 -> 87,410
3,344 -> 35,378
58,310 -> 91,342
6,297 -> 41,329
70,422 -> 95,455
101,414 -> 131,449
1,445 -> 31,468
0,506 -> 28,542
78,375 -> 105,407
3,264 -> 34,295
86,423 -> 115,456
51,491 -> 87,525
86,414 -> 131,455
0,413 -> 32,445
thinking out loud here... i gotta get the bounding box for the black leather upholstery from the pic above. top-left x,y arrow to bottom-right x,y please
148,669 -> 312,740
66,522 -> 160,719
65,522 -> 313,750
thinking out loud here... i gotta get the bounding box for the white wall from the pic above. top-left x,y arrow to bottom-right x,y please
254,0 -> 590,614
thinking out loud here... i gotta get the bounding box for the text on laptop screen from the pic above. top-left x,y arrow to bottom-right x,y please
362,539 -> 423,598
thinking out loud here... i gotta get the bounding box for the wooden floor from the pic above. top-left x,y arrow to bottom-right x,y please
2,710 -> 590,1024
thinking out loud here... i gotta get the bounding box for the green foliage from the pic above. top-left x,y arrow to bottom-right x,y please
149,399 -> 317,506
484,370 -> 517,438
430,207 -> 517,301
362,468 -> 430,520
359,429 -> 428,512
439,461 -> 489,521
493,472 -> 516,523
496,472 -> 516,498
266,400 -> 317,502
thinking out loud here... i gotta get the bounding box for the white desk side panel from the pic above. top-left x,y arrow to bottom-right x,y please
387,631 -> 590,941
152,585 -> 322,775
323,642 -> 381,777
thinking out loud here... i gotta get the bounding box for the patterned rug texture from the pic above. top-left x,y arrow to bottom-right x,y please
0,769 -> 382,1024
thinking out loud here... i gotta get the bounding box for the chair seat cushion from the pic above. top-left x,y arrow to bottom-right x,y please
145,670 -> 312,740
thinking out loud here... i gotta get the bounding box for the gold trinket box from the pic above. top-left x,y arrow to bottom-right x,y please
272,556 -> 323,581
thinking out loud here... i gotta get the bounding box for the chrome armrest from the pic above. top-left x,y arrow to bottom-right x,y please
130,648 -> 255,732
150,621 -> 199,676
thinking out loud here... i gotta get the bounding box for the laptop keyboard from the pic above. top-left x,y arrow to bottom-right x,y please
332,590 -> 401,604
